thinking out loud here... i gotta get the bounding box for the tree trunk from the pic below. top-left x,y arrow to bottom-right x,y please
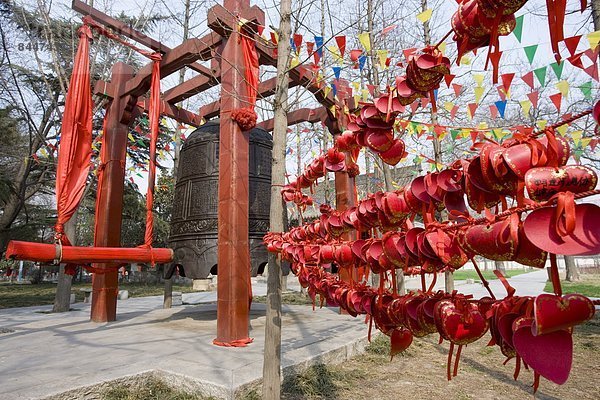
262,0 -> 292,397
592,0 -> 600,30
53,214 -> 77,313
163,277 -> 173,308
564,256 -> 580,282
495,260 -> 506,273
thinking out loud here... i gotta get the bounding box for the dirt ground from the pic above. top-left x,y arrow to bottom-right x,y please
278,315 -> 600,400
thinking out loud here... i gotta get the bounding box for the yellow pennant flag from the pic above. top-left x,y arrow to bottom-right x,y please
536,120 -> 547,130
474,86 -> 485,103
460,55 -> 471,65
461,128 -> 470,138
587,30 -> 600,50
520,100 -> 531,115
361,88 -> 369,101
358,32 -> 371,51
581,137 -> 592,148
354,95 -> 361,105
556,124 -> 568,136
443,101 -> 454,112
323,86 -> 332,99
327,45 -> 343,63
555,80 -> 569,97
128,133 -> 135,142
473,74 -> 485,87
571,130 -> 583,142
438,42 -> 447,54
417,8 -> 432,23
329,104 -> 336,117
290,55 -> 300,68
377,50 -> 388,69
352,81 -> 360,91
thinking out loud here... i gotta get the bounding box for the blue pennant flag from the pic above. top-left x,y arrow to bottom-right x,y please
358,54 -> 367,70
290,38 -> 296,52
433,89 -> 438,101
331,82 -> 337,96
332,66 -> 342,80
495,100 -> 507,118
314,36 -> 324,56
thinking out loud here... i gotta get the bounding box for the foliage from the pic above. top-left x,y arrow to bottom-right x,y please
252,291 -> 313,305
364,334 -> 391,355
451,268 -> 530,282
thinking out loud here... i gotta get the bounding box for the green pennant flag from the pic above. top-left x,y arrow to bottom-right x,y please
450,129 -> 460,140
534,66 -> 547,87
579,81 -> 592,99
550,62 -> 564,80
513,15 -> 524,42
524,44 -> 538,64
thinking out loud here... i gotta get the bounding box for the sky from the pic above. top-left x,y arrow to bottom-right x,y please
37,0 -> 600,194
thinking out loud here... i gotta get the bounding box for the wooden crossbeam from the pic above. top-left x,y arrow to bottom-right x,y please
72,0 -> 216,80
257,107 -> 325,132
137,99 -> 204,127
163,73 -> 220,104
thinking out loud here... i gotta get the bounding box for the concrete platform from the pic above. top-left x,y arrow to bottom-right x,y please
0,270 -> 559,399
0,300 -> 367,400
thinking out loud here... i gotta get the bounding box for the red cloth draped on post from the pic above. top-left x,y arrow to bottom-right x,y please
231,29 -> 259,131
54,24 -> 93,244
143,54 -> 162,250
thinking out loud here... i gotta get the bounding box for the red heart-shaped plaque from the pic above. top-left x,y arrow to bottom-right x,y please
438,300 -> 488,345
533,293 -> 595,335
512,317 -> 573,385
525,165 -> 598,201
389,327 -> 414,358
523,204 -> 600,256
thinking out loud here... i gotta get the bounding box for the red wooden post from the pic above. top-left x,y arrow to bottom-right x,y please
91,63 -> 135,322
215,0 -> 253,345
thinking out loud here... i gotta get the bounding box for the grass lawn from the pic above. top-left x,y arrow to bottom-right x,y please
253,291 -> 313,305
452,268 -> 531,282
544,274 -> 600,297
0,281 -> 196,309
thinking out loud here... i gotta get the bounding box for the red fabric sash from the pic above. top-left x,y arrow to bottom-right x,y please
54,24 -> 93,243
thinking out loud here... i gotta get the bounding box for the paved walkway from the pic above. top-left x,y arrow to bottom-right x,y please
0,271 -> 552,399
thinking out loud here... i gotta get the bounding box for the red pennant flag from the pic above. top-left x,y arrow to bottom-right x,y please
470,130 -> 480,143
500,73 -> 515,93
298,65 -> 310,81
293,34 -> 303,53
521,71 -> 535,90
410,100 -> 419,113
468,103 -> 478,118
366,84 -> 376,95
444,74 -> 455,87
590,138 -> 598,152
450,105 -> 459,120
350,49 -> 362,62
549,93 -> 562,113
584,47 -> 600,63
403,47 -> 417,61
270,32 -> 278,45
313,52 -> 321,65
563,35 -> 582,57
584,62 -> 599,81
335,36 -> 346,57
306,41 -> 315,55
489,104 -> 499,119
257,25 -> 265,36
496,86 -> 507,101
385,57 -> 391,67
452,83 -> 462,97
399,120 -> 409,129
527,91 -> 539,108
433,125 -> 446,137
568,52 -> 585,69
